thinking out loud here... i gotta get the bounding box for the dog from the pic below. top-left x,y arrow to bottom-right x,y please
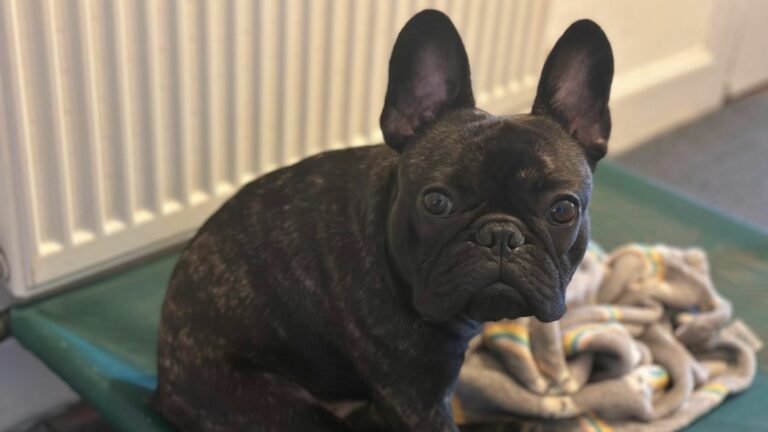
153,9 -> 613,432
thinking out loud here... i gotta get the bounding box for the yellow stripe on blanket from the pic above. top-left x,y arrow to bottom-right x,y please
624,244 -> 666,280
699,383 -> 729,401
563,322 -> 624,356
640,365 -> 670,390
484,322 -> 530,347
646,247 -> 666,281
602,305 -> 622,322
578,412 -> 614,432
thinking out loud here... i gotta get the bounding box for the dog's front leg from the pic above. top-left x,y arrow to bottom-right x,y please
368,388 -> 456,432
343,353 -> 458,431
345,362 -> 457,432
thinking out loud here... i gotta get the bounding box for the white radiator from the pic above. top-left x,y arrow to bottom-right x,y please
0,0 -> 548,299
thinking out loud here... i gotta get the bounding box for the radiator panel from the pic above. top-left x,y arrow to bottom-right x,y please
0,0 -> 546,297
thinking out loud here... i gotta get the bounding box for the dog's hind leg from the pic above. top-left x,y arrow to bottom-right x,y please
153,365 -> 351,432
154,319 -> 350,432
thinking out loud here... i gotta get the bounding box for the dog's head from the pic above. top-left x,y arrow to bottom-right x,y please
381,10 -> 613,323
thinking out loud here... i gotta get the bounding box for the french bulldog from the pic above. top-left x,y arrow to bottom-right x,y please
153,9 -> 613,432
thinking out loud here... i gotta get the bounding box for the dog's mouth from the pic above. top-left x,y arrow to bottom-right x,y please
461,281 -> 565,322
414,243 -> 567,323
463,282 -> 529,321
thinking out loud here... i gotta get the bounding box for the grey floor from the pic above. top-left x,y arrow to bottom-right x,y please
616,90 -> 768,230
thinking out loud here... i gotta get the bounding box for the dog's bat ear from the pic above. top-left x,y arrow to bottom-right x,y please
380,10 -> 475,152
532,20 -> 613,163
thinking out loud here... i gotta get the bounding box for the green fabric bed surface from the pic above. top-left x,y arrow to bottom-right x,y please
10,161 -> 768,432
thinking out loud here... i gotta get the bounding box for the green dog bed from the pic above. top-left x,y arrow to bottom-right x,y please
10,161 -> 768,431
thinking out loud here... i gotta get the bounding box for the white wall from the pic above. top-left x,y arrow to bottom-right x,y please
544,0 -> 745,152
724,0 -> 768,97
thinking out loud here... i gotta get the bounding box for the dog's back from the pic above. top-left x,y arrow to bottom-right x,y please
153,145 -> 395,431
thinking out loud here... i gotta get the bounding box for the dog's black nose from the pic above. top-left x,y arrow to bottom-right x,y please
473,221 -> 525,250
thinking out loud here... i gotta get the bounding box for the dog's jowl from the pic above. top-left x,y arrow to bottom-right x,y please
153,9 -> 614,432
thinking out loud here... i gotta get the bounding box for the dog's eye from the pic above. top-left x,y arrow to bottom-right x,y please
423,192 -> 454,217
547,199 -> 578,226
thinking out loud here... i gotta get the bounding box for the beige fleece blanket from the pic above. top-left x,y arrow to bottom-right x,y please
453,243 -> 763,432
